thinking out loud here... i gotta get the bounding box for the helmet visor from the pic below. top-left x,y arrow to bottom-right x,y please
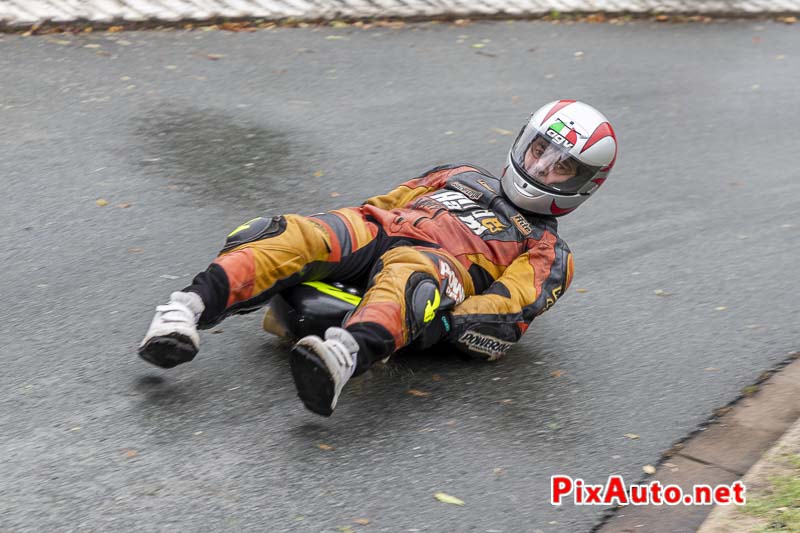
511,131 -> 601,194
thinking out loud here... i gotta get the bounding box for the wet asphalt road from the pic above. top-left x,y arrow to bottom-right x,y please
0,19 -> 798,533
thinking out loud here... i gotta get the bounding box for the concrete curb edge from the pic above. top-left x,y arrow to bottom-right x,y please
1,0 -> 799,28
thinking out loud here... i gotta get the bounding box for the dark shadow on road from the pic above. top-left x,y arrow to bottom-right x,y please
133,373 -> 195,407
130,105 -> 319,211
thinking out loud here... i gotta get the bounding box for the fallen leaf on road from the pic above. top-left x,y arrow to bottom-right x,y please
128,248 -> 143,253
326,35 -> 348,41
654,289 -> 671,297
643,464 -> 656,475
576,288 -> 588,293
84,44 -> 100,49
352,518 -> 370,525
317,443 -> 334,451
434,492 -> 465,506
117,203 -> 131,208
107,26 -> 124,33
779,16 -> 797,24
330,192 -> 340,197
550,370 -> 564,378
490,127 -> 513,136
407,389 -> 430,397
624,433 -> 640,440
471,43 -> 485,49
314,170 -> 324,177
336,527 -> 354,533
715,306 -> 727,311
493,467 -> 505,476
123,449 -> 138,458
207,54 -> 225,60
376,20 -> 407,28
220,22 -> 257,32
431,374 -> 441,381
96,199 -> 108,206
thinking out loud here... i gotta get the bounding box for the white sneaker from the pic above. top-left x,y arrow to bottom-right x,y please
290,327 -> 359,416
138,291 -> 204,368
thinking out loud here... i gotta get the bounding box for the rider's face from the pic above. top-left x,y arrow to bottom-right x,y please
523,138 -> 578,186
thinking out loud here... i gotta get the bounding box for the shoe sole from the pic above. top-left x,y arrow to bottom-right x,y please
290,343 -> 335,417
138,333 -> 197,369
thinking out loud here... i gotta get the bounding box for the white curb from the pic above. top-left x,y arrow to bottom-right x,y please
1,0 -> 798,27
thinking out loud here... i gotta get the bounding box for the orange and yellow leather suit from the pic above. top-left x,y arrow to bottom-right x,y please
185,164 -> 574,372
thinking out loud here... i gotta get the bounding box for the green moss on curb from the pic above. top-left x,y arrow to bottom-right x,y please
742,453 -> 800,532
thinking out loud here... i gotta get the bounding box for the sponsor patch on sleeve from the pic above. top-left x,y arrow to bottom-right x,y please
450,181 -> 483,201
511,214 -> 533,236
458,331 -> 513,360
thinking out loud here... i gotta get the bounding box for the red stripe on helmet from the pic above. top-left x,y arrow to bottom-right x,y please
540,100 -> 576,126
581,121 -> 616,153
550,199 -> 577,215
591,177 -> 607,185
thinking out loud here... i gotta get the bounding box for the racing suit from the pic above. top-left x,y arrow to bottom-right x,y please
184,164 -> 574,373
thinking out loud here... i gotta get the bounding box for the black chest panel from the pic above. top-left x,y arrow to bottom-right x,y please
410,169 -> 557,243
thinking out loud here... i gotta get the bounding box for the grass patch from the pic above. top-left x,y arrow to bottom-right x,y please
742,453 -> 800,532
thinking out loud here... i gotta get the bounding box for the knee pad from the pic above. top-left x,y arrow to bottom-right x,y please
221,215 -> 287,253
405,273 -> 441,339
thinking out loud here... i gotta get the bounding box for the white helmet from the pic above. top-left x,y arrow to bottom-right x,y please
501,100 -> 617,216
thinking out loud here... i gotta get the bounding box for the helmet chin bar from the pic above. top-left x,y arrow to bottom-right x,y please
502,155 -> 588,216
512,172 -> 546,198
